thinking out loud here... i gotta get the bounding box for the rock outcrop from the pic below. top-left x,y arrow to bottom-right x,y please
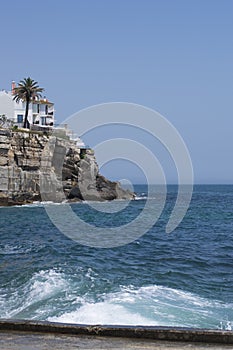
0,129 -> 135,206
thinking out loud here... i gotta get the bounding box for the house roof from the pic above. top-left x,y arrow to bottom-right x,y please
32,99 -> 54,106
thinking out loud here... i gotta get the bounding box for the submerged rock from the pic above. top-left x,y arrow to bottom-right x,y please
0,129 -> 135,206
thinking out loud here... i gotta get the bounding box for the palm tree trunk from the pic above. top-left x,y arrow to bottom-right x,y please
24,99 -> 29,129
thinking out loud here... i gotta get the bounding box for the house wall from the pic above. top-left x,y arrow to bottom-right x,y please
0,91 -> 14,120
14,100 -> 26,124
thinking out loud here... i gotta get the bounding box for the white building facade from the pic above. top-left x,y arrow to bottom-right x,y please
0,81 -> 55,129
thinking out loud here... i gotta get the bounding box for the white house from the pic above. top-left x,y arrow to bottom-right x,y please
0,81 -> 55,128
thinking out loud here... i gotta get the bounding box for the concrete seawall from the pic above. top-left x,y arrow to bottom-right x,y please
0,319 -> 233,349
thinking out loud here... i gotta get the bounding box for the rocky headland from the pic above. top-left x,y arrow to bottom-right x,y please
0,129 -> 134,206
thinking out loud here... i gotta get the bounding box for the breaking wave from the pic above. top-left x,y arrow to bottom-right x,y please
1,268 -> 232,330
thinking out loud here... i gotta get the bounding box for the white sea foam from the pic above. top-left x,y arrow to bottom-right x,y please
134,196 -> 147,200
48,284 -> 233,329
49,302 -> 157,325
28,269 -> 68,301
5,201 -> 69,208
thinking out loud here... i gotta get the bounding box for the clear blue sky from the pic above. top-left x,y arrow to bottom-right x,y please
1,0 -> 233,184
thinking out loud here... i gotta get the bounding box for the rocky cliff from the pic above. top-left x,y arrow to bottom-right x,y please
0,129 -> 134,206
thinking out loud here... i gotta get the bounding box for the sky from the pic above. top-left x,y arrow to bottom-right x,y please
1,0 -> 233,184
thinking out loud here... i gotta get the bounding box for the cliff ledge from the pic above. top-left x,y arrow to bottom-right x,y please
0,129 -> 134,206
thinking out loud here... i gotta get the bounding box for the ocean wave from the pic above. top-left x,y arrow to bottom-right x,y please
0,269 -> 68,319
0,242 -> 45,255
1,267 -> 232,330
48,284 -> 233,329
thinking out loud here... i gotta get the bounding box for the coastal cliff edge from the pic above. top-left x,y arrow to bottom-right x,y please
0,129 -> 134,206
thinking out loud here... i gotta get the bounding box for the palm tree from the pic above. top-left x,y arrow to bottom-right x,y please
13,77 -> 44,129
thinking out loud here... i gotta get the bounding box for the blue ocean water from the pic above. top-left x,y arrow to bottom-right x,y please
0,185 -> 233,330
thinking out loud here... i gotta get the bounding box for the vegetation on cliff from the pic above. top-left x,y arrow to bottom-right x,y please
13,78 -> 44,129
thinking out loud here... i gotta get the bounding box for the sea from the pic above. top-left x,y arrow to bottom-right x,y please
0,184 -> 233,330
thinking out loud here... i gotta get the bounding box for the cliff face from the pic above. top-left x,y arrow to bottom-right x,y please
0,130 -> 134,206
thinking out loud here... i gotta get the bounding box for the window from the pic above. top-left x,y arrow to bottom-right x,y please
45,105 -> 48,115
37,104 -> 40,113
17,115 -> 23,123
